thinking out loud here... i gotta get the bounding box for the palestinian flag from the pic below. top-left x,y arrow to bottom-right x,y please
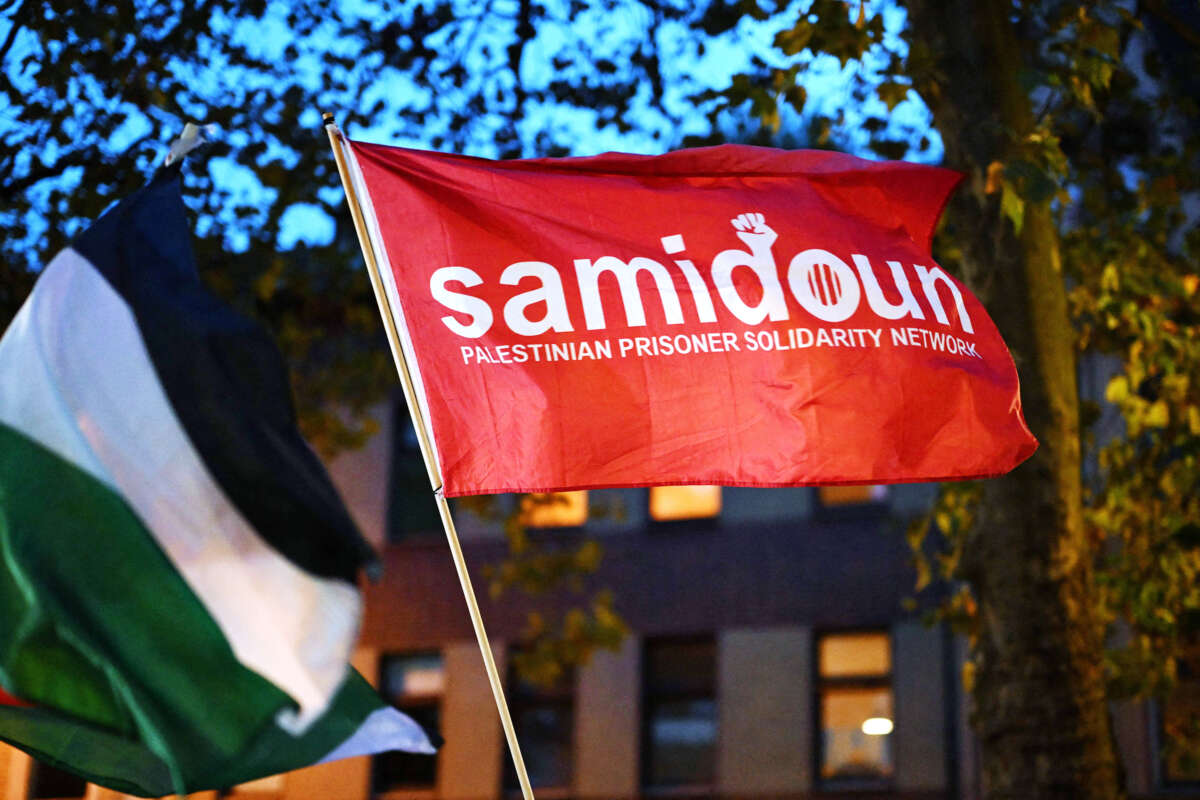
0,166 -> 434,796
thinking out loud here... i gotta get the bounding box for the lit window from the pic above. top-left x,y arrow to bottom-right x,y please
504,658 -> 574,792
227,774 -> 285,794
650,486 -> 722,521
818,485 -> 887,507
817,631 -> 894,787
642,638 -> 717,789
520,491 -> 588,528
819,632 -> 891,677
1161,643 -> 1200,785
373,653 -> 444,792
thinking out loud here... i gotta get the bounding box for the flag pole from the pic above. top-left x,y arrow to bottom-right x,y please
321,112 -> 538,800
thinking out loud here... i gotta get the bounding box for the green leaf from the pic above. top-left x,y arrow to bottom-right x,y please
773,20 -> 813,56
1146,400 -> 1169,428
876,80 -> 909,111
1105,375 -> 1129,404
1000,183 -> 1025,235
783,84 -> 807,114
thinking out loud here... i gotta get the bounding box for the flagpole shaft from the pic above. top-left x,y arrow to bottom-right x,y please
321,116 -> 440,493
322,113 -> 537,800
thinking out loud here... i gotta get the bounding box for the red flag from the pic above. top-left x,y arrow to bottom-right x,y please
345,141 -> 1036,496
0,686 -> 30,707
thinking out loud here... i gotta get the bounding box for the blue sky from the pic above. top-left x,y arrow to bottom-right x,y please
1,0 -> 941,254
276,0 -> 940,248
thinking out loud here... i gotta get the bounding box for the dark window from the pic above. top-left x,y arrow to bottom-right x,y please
387,399 -> 439,541
28,760 -> 87,799
503,658 -> 574,793
816,631 -> 894,789
1161,642 -> 1200,785
641,637 -> 717,791
372,652 -> 444,793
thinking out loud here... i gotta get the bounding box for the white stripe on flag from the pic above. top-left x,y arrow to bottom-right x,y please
0,249 -> 359,729
318,707 -> 437,764
341,139 -> 443,483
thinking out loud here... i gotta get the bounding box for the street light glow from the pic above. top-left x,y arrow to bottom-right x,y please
862,716 -> 894,735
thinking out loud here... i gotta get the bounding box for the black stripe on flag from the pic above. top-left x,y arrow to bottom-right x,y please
73,166 -> 376,584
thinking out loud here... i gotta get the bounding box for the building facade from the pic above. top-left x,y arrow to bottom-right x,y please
1,398 -> 1196,800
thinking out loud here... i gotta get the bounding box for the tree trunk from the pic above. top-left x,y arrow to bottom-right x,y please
905,2 -> 1123,798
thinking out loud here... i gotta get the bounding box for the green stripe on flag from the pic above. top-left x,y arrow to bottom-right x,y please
211,671 -> 386,788
0,670 -> 388,797
0,420 -> 299,790
0,705 -> 174,796
0,245 -> 361,724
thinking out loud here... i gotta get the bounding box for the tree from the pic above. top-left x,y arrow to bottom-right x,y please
6,0 -> 1200,796
1,0 -> 673,688
717,1 -> 1199,797
1,0 -> 403,453
903,4 -> 1125,795
0,0 -> 762,449
904,4 -> 1199,796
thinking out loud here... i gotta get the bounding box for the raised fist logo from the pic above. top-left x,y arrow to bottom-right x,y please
731,212 -> 777,249
710,212 -> 788,325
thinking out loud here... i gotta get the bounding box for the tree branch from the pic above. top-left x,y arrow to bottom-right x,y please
447,0 -> 493,72
1141,0 -> 1200,49
0,0 -> 28,64
0,132 -> 155,201
506,0 -> 533,121
0,0 -> 29,110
